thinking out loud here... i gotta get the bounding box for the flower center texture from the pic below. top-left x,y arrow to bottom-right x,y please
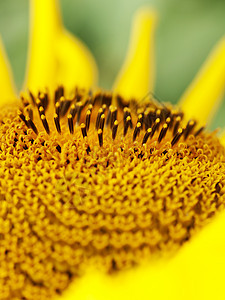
1,87 -> 225,299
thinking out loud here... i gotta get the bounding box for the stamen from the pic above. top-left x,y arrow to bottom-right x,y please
69,104 -> 76,120
68,114 -> 74,134
60,98 -> 72,117
137,114 -> 144,129
25,107 -> 33,120
133,122 -> 142,141
149,109 -> 156,127
39,92 -> 49,110
76,102 -> 83,125
144,108 -> 154,130
150,118 -> 161,138
35,98 -> 41,109
59,97 -> 65,116
18,111 -> 29,127
17,88 -> 204,155
55,85 -> 64,103
171,128 -> 183,146
106,105 -> 113,127
137,107 -> 144,116
161,107 -> 170,121
81,123 -> 87,138
165,117 -> 171,125
85,110 -> 91,131
123,107 -> 131,125
144,109 -> 151,130
99,114 -> 105,131
87,104 -> 93,112
111,107 -> 118,129
55,101 -> 61,116
38,106 -> 45,117
112,120 -> 118,140
173,116 -> 181,136
184,120 -> 196,139
26,116 -> 38,135
158,123 -> 168,143
41,114 -> 50,134
102,104 -> 107,114
54,114 -> 61,134
39,93 -> 46,107
96,108 -> 104,130
44,92 -> 49,110
156,109 -> 161,119
98,129 -> 103,147
142,128 -> 152,145
124,116 -> 131,137
81,95 -> 90,108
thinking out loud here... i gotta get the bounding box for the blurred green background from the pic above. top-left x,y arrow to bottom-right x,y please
0,0 -> 224,129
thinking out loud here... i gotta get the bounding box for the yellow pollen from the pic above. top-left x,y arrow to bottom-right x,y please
1,87 -> 225,299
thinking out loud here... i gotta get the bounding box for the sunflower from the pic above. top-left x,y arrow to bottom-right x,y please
0,0 -> 225,300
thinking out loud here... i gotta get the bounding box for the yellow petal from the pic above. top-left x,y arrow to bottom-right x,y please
0,36 -> 17,105
58,210 -> 225,300
55,30 -> 98,91
179,36 -> 225,126
24,0 -> 59,93
165,209 -> 225,300
24,0 -> 98,94
113,7 -> 157,100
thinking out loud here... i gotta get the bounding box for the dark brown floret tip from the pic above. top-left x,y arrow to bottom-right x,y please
18,87 -> 204,148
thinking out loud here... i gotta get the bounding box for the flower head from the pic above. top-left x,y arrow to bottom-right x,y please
0,1 -> 225,300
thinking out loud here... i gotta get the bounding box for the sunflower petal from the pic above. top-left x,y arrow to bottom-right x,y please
55,30 -> 98,91
113,7 -> 157,100
179,37 -> 225,126
24,0 -> 98,94
0,36 -> 16,104
164,209 -> 225,300
59,211 -> 225,300
24,0 -> 60,93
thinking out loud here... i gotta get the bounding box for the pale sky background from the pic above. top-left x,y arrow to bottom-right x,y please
0,0 -> 224,128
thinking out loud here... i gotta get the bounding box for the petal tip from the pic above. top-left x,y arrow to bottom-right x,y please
179,35 -> 225,126
112,6 -> 158,101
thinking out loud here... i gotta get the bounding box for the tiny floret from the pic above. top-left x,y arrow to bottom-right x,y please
0,88 -> 225,299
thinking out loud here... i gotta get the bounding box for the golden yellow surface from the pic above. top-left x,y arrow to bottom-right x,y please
0,0 -> 225,299
1,90 -> 225,299
113,7 -> 157,100
0,37 -> 16,103
179,36 -> 225,126
24,0 -> 98,94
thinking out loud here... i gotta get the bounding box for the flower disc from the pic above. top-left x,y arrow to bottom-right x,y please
1,88 -> 225,299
